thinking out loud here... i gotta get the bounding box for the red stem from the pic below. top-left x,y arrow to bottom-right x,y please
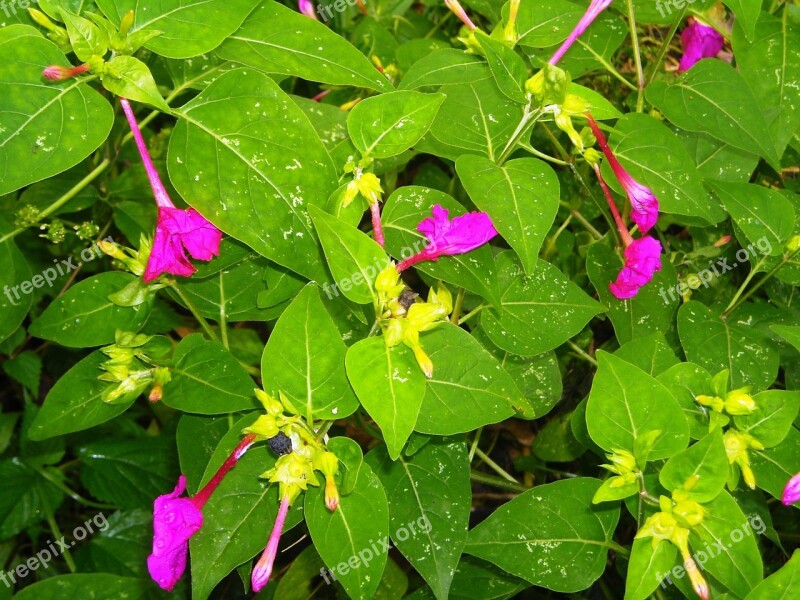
585,113 -> 631,187
191,433 -> 257,509
370,202 -> 385,247
592,164 -> 633,247
395,249 -> 434,273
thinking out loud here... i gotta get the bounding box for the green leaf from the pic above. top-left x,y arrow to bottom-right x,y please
348,91 -> 445,158
734,13 -> 800,156
0,25 -> 113,196
677,301 -> 779,390
734,390 -> 800,448
173,252 -> 279,322
96,0 -> 260,59
614,333 -> 680,377
217,1 -> 393,92
415,324 -> 519,435
600,113 -> 725,224
646,60 -> 780,167
516,0 -> 584,48
659,429 -> 727,502
707,180 -> 795,255
475,31 -> 528,103
168,68 -> 337,281
79,436 -> 178,509
772,324 -> 800,352
398,49 -> 486,91
745,550 -> 800,600
465,478 -> 620,592
190,416 -> 302,600
29,272 -> 151,348
177,415 -> 231,494
420,72 -> 524,162
164,334 -> 258,415
12,574 -> 151,600
346,338 -> 427,459
3,350 -> 42,396
382,186 -> 500,306
0,236 -> 33,343
624,538 -> 678,600
691,490 -> 763,597
0,458 -> 63,538
100,55 -> 170,112
481,252 -> 604,356
587,351 -> 689,460
723,0 -> 763,40
262,284 -> 360,421
60,9 -> 108,61
366,438 -> 471,600
305,459 -> 390,600
29,351 -> 135,441
457,155 -> 559,275
309,205 -> 388,305
751,427 -> 800,502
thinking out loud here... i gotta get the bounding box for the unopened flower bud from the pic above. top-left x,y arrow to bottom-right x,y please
119,10 -> 135,35
685,555 -> 709,600
255,389 -> 284,415
43,64 -> 91,81
413,345 -> 434,378
723,388 -> 756,415
696,394 -> 725,413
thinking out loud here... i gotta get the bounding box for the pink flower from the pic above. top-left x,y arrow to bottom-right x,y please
43,64 -> 90,81
444,0 -> 476,31
298,0 -> 317,19
609,236 -> 663,299
679,18 -> 724,72
549,0 -> 613,65
396,205 -> 498,272
587,114 -> 659,234
147,475 -> 203,592
119,98 -> 222,283
782,472 -> 800,506
144,207 -> 222,282
252,496 -> 291,593
147,435 -> 256,591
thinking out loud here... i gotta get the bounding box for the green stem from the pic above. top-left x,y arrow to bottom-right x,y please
458,304 -> 489,326
645,12 -> 684,85
44,509 -> 76,573
566,340 -> 597,366
626,0 -> 646,111
469,427 -> 483,462
218,272 -> 229,349
470,470 -> 529,493
543,214 -> 573,259
450,288 -> 466,325
517,142 -> 570,166
0,159 -> 111,244
576,38 -> 637,91
722,248 -> 800,317
497,105 -> 544,165
35,466 -> 118,510
168,281 -> 220,342
473,446 -> 520,484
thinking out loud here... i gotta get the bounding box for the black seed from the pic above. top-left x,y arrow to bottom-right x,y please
267,432 -> 293,455
398,289 -> 419,311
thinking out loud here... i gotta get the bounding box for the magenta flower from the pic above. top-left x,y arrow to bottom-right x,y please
119,98 -> 222,283
252,496 -> 291,593
609,236 -> 663,299
444,0 -> 476,30
587,114 -> 659,234
396,204 -> 498,272
549,0 -> 613,65
147,475 -> 204,592
679,18 -> 724,72
147,434 -> 256,591
782,472 -> 800,506
298,0 -> 317,19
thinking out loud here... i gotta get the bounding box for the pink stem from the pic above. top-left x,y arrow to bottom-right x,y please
252,496 -> 291,592
549,0 -> 612,65
370,202 -> 385,247
585,113 -> 635,191
592,163 -> 633,247
191,433 -> 257,509
119,98 -> 174,209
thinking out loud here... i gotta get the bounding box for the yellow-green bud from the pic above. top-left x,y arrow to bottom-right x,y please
724,388 -> 756,415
